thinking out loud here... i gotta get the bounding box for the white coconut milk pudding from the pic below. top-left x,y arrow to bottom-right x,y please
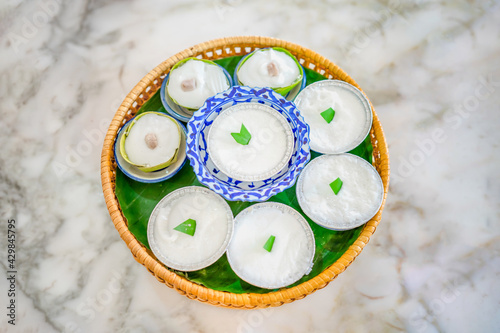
148,186 -> 234,271
237,48 -> 302,90
294,80 -> 372,154
207,103 -> 294,181
167,58 -> 230,109
297,154 -> 384,230
120,112 -> 181,172
227,203 -> 315,289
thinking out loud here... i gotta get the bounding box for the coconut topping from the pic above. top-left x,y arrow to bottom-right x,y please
145,133 -> 158,150
181,78 -> 197,92
267,62 -> 279,77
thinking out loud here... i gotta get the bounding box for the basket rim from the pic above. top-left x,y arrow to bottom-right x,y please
100,36 -> 390,309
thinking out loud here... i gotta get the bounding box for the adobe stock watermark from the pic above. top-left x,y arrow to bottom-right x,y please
409,277 -> 466,332
51,94 -> 125,179
213,0 -> 243,21
63,270 -> 133,333
173,188 -> 213,215
6,0 -> 61,54
237,307 -> 276,333
51,117 -> 110,179
339,0 -> 404,61
339,0 -> 427,61
391,73 -> 500,186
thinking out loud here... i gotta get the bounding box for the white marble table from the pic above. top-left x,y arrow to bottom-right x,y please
1,0 -> 499,332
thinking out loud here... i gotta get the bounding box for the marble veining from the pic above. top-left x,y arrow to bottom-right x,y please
0,0 -> 499,332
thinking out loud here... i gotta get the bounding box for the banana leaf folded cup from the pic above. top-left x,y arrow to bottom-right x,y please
235,47 -> 303,96
119,111 -> 181,172
166,57 -> 232,111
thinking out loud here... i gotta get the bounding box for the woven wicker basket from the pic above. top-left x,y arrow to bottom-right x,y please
101,36 -> 390,309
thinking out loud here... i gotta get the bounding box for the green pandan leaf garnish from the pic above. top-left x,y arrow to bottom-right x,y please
173,219 -> 197,236
321,107 -> 335,124
231,124 -> 251,145
263,235 -> 276,252
329,177 -> 343,195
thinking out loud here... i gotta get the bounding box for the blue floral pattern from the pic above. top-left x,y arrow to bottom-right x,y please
186,86 -> 310,202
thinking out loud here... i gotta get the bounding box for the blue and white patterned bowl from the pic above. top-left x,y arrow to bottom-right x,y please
186,86 -> 311,202
160,63 -> 233,123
